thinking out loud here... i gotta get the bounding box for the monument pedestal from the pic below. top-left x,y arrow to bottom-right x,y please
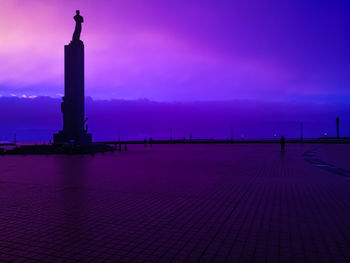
54,40 -> 92,145
53,131 -> 92,145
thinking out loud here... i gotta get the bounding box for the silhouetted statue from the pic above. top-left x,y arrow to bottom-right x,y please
53,10 -> 92,145
280,136 -> 285,151
84,118 -> 88,133
60,96 -> 67,133
61,96 -> 65,113
73,10 -> 84,42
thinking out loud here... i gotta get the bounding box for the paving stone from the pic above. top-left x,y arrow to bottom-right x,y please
0,144 -> 349,262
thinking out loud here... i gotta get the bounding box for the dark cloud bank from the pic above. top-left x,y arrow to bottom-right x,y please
0,97 -> 348,142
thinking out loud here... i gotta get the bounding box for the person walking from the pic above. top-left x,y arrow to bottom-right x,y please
280,136 -> 286,152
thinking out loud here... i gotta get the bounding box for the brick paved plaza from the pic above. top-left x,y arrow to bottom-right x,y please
0,144 -> 350,262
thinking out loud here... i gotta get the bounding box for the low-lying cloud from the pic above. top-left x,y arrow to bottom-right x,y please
0,97 -> 348,142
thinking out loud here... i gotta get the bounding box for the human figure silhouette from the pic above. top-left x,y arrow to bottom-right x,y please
73,10 -> 84,41
280,136 -> 285,152
149,138 -> 153,147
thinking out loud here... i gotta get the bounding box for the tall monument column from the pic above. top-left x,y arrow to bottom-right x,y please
54,10 -> 92,145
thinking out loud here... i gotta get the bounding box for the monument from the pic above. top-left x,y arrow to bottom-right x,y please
54,10 -> 92,145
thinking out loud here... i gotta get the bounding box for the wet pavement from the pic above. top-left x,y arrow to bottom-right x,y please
0,144 -> 350,262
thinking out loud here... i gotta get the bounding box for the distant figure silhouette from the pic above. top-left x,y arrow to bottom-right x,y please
149,138 -> 153,147
73,10 -> 84,42
124,144 -> 127,151
144,139 -> 147,148
280,136 -> 285,151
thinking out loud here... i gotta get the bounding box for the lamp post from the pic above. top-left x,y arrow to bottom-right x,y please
300,122 -> 303,142
336,117 -> 340,138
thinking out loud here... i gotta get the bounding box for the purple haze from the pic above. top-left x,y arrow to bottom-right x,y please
0,97 -> 349,142
0,0 -> 349,102
0,1 -> 349,141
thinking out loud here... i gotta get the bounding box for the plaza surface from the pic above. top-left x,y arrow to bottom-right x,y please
0,143 -> 350,262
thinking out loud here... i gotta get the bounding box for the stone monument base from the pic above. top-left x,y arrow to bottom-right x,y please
53,131 -> 92,145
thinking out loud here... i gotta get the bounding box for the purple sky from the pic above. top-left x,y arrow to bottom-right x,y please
1,0 -> 349,102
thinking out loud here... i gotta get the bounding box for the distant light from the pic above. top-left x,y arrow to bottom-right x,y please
29,95 -> 37,99
324,132 -> 327,136
10,93 -> 17,97
274,133 -> 277,137
21,94 -> 27,98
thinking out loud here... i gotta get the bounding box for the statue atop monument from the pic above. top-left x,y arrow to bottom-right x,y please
54,10 -> 91,145
72,10 -> 84,42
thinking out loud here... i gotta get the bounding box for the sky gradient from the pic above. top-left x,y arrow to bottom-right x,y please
1,0 -> 350,102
